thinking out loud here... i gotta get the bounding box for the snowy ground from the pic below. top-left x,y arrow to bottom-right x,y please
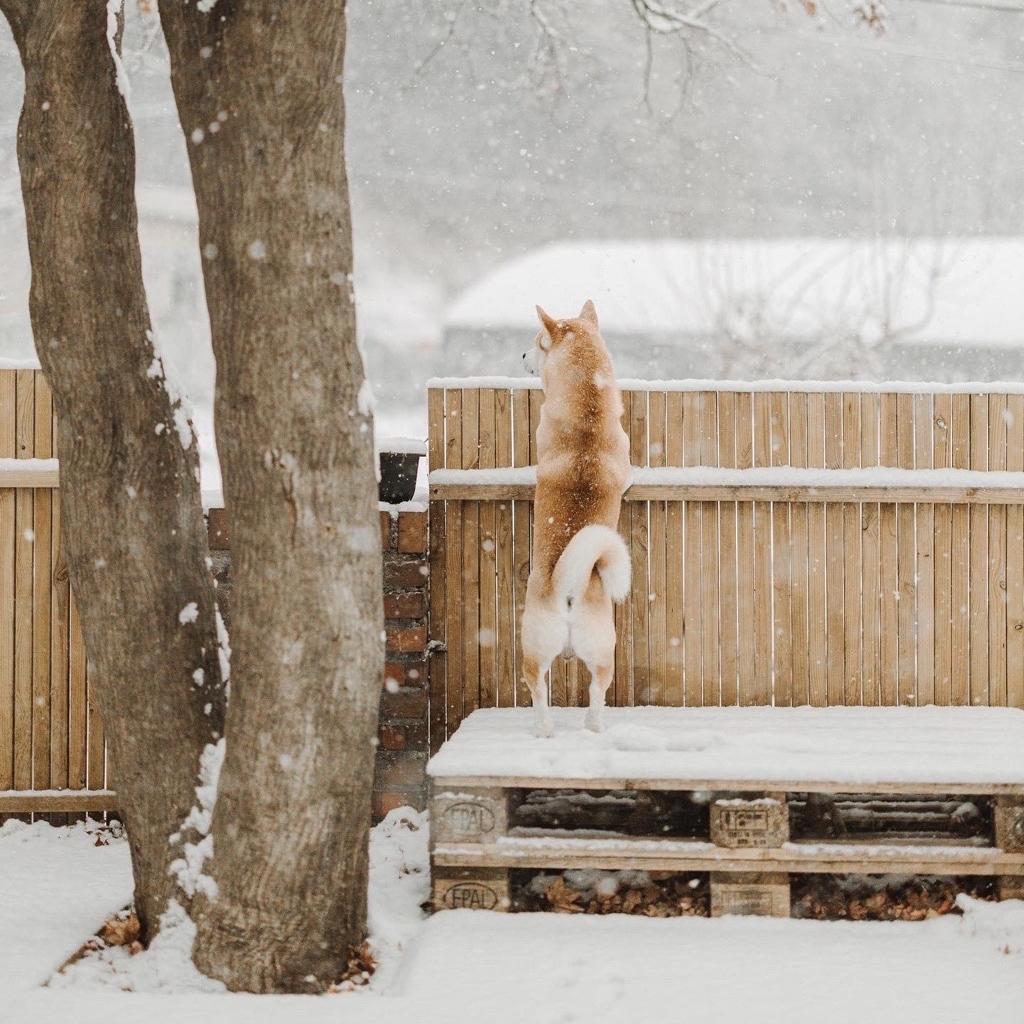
4,812 -> 1024,1023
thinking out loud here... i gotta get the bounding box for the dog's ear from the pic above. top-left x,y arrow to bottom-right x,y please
536,305 -> 558,350
578,299 -> 598,328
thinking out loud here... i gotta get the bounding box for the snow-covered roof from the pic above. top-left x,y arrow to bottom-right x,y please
445,238 -> 1024,348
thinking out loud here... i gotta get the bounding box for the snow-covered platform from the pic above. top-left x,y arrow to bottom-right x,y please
428,706 -> 1024,793
428,707 -> 1024,915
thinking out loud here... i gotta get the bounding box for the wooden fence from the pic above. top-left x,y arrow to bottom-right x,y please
427,379 -> 1024,750
0,368 -> 111,816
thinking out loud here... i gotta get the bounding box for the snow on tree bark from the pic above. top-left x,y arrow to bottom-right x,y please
0,0 -> 226,938
158,0 -> 383,993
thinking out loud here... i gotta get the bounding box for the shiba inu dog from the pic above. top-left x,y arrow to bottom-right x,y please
520,300 -> 631,737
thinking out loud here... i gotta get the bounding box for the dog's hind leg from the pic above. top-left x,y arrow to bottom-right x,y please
522,654 -> 555,738
584,661 -> 614,733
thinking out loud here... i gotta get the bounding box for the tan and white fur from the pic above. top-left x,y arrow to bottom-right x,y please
520,300 -> 631,737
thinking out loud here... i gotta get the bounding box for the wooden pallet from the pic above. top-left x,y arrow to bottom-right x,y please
430,783 -> 1024,916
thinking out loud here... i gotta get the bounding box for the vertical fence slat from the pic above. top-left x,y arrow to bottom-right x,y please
477,389 -> 497,709
700,392 -> 720,706
443,389 -> 464,734
0,372 -> 14,790
13,370 -> 34,789
932,394 -> 953,707
665,392 -> 685,707
752,393 -> 773,706
32,375 -> 53,792
614,391 -> 634,708
950,394 -> 971,706
771,393 -> 792,706
629,391 -> 650,707
683,392 -> 703,705
461,390 -> 481,720
879,395 -> 899,705
427,388 -> 447,753
648,392 -> 668,706
788,393 -> 809,707
824,393 -> 844,706
896,394 -> 917,706
842,393 -> 862,706
914,394 -> 935,707
860,393 -> 881,706
735,393 -> 756,706
806,393 -> 827,706
969,394 -> 989,706
494,389 -> 516,708
1007,394 -> 1024,710
512,389 -> 532,708
988,394 -> 1008,707
718,392 -> 739,706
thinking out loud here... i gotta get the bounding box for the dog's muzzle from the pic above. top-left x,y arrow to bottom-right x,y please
522,348 -> 539,375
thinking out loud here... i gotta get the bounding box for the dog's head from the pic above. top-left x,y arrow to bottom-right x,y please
522,299 -> 599,376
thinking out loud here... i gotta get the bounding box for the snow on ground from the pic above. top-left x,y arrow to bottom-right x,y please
428,706 -> 1024,787
4,809 -> 1024,1023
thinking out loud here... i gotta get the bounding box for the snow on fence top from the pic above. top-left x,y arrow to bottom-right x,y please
427,375 -> 1024,395
428,706 -> 1024,791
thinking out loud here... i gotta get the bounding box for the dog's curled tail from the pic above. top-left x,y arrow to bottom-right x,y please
552,524 -> 631,609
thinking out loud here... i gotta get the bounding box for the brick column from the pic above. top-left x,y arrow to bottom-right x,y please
206,505 -> 431,821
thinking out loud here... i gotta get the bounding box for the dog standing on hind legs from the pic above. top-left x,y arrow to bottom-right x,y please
520,300 -> 631,737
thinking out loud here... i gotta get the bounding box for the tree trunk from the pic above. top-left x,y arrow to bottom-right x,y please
2,0 -> 226,937
158,0 -> 383,993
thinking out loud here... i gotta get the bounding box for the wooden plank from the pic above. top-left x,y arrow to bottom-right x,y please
860,393 -> 881,706
717,392 -> 739,707
0,372 -> 15,790
752,394 -> 772,706
1007,394 -> 1024,710
50,408 -> 69,800
824,393 -> 844,706
13,370 -> 33,789
461,390 -> 481,721
0,467 -> 59,488
431,480 -> 1024,505
950,393 -> 971,706
989,394 -> 1008,707
32,375 -> 52,791
879,394 -> 899,706
512,390 -> 532,708
806,393 -> 827,707
933,394 -> 953,707
444,390 -> 464,736
665,392 -> 684,707
614,391 -> 634,708
913,396 -> 935,707
842,393 -> 861,706
494,390 -> 515,708
434,838 -> 1024,876
0,790 -> 118,814
682,392 -> 703,706
647,391 -> 668,706
68,595 -> 87,789
896,394 -> 916,706
430,775 -> 1024,797
427,389 -> 447,753
699,392 -> 720,706
786,394 -> 809,707
629,390 -> 650,707
770,393 -> 792,707
969,394 -> 989,706
477,389 -> 497,710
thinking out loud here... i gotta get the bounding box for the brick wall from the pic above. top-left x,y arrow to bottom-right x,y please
207,505 -> 430,821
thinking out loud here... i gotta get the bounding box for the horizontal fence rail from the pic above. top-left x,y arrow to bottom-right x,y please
427,379 -> 1024,749
0,369 -> 109,816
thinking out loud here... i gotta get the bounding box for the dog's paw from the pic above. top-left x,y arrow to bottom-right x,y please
584,710 -> 604,733
534,715 -> 555,739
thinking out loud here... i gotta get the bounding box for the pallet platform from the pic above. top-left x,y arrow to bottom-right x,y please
428,707 -> 1024,916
